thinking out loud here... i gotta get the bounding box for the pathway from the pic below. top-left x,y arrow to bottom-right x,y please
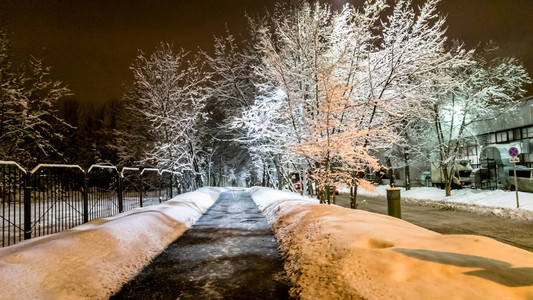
112,190 -> 290,299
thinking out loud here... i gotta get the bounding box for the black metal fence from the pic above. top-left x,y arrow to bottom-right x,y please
0,161 -> 182,247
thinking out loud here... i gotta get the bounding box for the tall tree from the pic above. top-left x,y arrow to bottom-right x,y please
429,54 -> 530,196
117,43 -> 208,187
202,31 -> 259,187
0,29 -> 72,168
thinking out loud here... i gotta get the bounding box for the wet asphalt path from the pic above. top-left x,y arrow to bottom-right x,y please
112,190 -> 290,300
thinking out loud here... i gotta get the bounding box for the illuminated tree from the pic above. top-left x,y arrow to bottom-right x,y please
117,43 -> 208,187
429,54 -> 530,196
0,29 -> 72,167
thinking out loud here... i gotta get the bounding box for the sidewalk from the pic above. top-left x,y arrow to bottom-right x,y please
112,190 -> 290,299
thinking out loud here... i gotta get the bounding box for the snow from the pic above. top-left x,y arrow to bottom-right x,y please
250,187 -> 533,299
355,185 -> 533,212
0,187 -> 224,299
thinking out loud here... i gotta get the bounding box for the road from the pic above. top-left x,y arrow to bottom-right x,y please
335,193 -> 533,252
112,190 -> 290,299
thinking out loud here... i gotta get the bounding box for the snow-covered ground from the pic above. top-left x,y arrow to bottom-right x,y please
354,185 -> 533,211
0,187 -> 224,299
251,187 -> 533,299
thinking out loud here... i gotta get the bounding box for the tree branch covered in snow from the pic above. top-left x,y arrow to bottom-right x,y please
427,52 -> 531,196
0,29 -> 72,168
223,0 -> 530,200
116,43 -> 209,188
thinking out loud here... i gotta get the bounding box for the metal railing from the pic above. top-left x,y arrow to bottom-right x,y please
0,162 -> 26,247
0,161 -> 182,247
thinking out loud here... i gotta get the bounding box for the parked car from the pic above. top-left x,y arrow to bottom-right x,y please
508,168 -> 533,192
431,159 -> 473,189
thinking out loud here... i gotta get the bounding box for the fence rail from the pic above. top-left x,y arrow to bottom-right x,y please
0,161 -> 182,247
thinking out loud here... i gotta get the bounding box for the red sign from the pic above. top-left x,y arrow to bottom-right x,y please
508,147 -> 519,157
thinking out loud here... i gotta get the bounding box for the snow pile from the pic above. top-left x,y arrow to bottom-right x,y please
250,187 -> 533,299
0,187 -> 224,299
357,185 -> 533,214
359,185 -> 533,210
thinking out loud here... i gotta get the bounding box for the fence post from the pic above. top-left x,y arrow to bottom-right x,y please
23,173 -> 32,240
139,173 -> 143,208
117,173 -> 124,213
83,176 -> 89,223
170,173 -> 173,199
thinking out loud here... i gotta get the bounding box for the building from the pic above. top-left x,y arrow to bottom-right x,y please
390,96 -> 533,188
471,96 -> 533,168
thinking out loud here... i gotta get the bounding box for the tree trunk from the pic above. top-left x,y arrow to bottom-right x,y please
443,165 -> 452,197
300,171 -> 305,196
445,180 -> 452,197
405,165 -> 411,190
266,166 -> 278,189
265,165 -> 271,187
350,183 -> 358,209
220,165 -> 224,187
262,161 -> 267,187
193,158 -> 202,188
386,157 -> 395,187
273,157 -> 282,190
404,150 -> 411,191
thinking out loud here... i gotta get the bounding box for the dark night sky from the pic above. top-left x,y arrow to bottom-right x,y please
0,0 -> 532,105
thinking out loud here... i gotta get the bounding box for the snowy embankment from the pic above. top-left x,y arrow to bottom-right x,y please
0,187 -> 224,299
355,185 -> 533,221
250,187 -> 533,299
358,185 -> 533,210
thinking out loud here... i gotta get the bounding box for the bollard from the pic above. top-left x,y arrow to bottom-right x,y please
386,188 -> 401,219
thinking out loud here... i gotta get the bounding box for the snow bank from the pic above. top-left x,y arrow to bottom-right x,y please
357,185 -> 533,211
250,187 -> 533,299
0,187 -> 224,299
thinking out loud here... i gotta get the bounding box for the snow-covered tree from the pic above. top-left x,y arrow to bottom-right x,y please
0,29 -> 72,167
293,74 -> 384,203
204,31 -> 257,119
228,0 -> 531,202
428,53 -> 531,196
117,43 -> 208,188
360,0 -> 474,191
230,1 -> 391,200
202,31 -> 259,188
234,0 -> 470,203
